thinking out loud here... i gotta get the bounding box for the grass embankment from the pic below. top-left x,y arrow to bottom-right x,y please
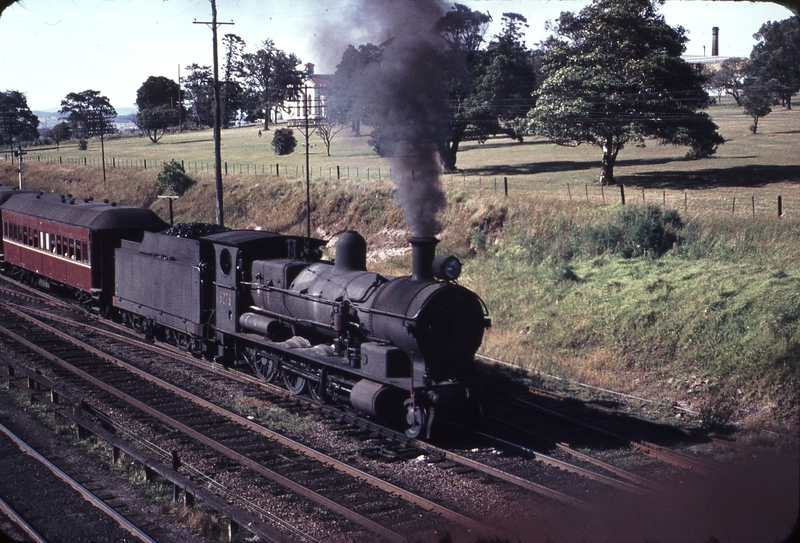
2,99 -> 799,434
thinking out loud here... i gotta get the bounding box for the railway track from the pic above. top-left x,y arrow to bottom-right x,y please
0,301 -> 503,542
0,421 -> 156,543
2,273 -> 780,542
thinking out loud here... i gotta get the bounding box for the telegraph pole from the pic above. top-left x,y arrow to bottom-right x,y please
194,0 -> 234,227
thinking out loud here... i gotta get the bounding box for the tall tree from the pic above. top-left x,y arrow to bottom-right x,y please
526,0 -> 724,185
135,76 -> 181,143
59,89 -> 116,182
469,13 -> 538,141
239,40 -> 304,130
747,17 -> 800,110
221,33 -> 246,126
434,3 -> 492,170
327,43 -> 384,136
0,90 -> 39,145
59,90 -> 116,140
707,57 -> 749,106
183,64 -> 215,127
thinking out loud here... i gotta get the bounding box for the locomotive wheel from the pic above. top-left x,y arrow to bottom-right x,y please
308,369 -> 327,403
402,399 -> 427,439
253,351 -> 279,383
283,371 -> 307,395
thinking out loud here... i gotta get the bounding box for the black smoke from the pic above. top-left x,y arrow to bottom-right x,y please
314,0 -> 453,237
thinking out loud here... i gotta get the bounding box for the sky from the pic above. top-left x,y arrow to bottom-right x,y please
0,0 -> 795,113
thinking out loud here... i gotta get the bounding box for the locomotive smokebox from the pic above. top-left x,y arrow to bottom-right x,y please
409,236 -> 439,282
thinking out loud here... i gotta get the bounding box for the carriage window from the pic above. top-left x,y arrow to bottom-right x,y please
82,242 -> 89,263
68,238 -> 75,259
3,221 -> 7,238
22,227 -> 28,246
33,229 -> 39,248
56,235 -> 62,256
75,242 -> 81,262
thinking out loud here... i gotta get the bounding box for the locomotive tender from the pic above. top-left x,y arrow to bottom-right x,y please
1,188 -> 490,438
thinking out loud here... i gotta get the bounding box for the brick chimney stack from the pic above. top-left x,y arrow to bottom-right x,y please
712,27 -> 719,56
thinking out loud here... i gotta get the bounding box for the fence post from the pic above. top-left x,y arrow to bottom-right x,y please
684,191 -> 687,210
276,163 -> 280,177
731,196 -> 736,215
752,195 -> 755,218
641,187 -> 645,205
778,195 -> 783,217
337,165 -> 340,180
600,184 -> 605,204
504,177 -> 508,197
585,184 -> 589,202
619,184 -> 625,205
567,183 -> 572,201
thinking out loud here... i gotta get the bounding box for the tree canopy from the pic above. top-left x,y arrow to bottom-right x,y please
525,0 -> 724,185
239,40 -> 304,130
135,76 -> 181,143
0,90 -> 39,145
59,89 -> 116,140
747,16 -> 800,110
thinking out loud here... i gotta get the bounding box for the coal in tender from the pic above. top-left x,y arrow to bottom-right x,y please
161,222 -> 231,239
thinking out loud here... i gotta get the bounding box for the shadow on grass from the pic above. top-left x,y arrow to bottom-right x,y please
162,138 -> 215,145
626,164 -> 800,190
464,156 -> 677,178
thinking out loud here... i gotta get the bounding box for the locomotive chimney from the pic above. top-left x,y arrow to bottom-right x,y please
409,236 -> 438,282
712,27 -> 719,57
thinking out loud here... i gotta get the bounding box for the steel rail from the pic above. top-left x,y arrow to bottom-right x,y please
513,396 -> 721,475
0,305 -> 492,541
0,495 -> 47,543
477,416 -> 654,493
0,422 -> 157,543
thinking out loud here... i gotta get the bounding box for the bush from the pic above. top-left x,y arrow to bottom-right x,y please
157,159 -> 195,196
271,128 -> 297,155
78,139 -> 88,150
584,204 -> 682,258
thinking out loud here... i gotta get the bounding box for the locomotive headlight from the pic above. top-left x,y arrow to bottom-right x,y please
432,255 -> 462,281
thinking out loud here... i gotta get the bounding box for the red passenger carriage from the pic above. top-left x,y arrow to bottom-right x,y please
1,191 -> 166,306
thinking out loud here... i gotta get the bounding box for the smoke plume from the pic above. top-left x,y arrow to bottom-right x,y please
313,0 -> 453,237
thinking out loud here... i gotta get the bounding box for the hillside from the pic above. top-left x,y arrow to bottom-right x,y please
3,100 -> 799,437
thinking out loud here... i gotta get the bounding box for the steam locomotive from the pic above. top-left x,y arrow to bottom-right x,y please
0,187 -> 490,438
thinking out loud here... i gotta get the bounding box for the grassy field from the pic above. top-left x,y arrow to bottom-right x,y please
2,99 -> 799,435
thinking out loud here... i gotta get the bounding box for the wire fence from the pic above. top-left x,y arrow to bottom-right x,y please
3,152 -> 796,219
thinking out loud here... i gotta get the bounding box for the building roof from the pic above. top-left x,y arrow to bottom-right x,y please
0,192 -> 168,231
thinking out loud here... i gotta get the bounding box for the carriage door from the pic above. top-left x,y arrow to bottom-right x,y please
213,243 -> 240,334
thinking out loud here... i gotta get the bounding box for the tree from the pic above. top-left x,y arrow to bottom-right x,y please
0,90 -> 39,146
747,17 -> 800,110
526,0 -> 724,185
239,40 -> 304,130
434,3 -> 493,170
742,82 -> 778,133
47,121 -> 72,149
707,57 -> 749,106
135,76 -> 181,143
221,33 -> 246,126
327,43 -> 384,136
183,64 -> 215,127
59,89 -> 116,183
315,117 -> 346,156
59,90 -> 116,140
469,13 -> 538,141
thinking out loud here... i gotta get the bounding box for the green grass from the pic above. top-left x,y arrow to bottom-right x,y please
3,99 -> 799,434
